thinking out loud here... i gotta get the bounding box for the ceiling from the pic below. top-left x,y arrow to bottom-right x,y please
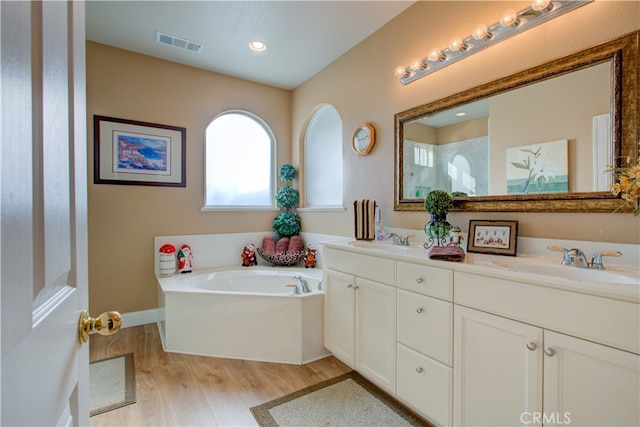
85,1 -> 415,90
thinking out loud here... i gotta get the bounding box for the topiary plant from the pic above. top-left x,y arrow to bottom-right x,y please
424,190 -> 453,219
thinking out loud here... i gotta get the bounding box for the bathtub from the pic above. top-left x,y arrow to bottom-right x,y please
156,267 -> 330,364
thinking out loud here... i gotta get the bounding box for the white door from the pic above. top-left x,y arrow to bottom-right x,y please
544,330 -> 640,427
454,306 -> 543,426
1,1 -> 90,425
355,277 -> 396,394
323,269 -> 355,368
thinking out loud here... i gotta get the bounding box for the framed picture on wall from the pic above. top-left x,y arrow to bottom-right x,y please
467,220 -> 518,256
94,115 -> 186,187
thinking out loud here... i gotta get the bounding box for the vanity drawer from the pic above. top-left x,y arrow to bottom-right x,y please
324,248 -> 395,285
397,289 -> 452,366
397,261 -> 452,301
397,343 -> 452,427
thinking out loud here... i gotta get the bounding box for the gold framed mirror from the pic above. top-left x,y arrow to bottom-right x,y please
394,31 -> 638,213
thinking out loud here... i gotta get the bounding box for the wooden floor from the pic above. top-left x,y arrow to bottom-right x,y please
89,323 -> 352,426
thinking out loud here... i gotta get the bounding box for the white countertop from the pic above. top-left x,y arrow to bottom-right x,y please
321,239 -> 640,303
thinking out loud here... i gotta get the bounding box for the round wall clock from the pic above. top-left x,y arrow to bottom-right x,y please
352,122 -> 375,156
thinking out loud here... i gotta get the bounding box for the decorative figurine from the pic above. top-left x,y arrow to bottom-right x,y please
241,243 -> 258,267
448,226 -> 463,247
177,244 -> 193,273
304,244 -> 317,268
158,243 -> 176,276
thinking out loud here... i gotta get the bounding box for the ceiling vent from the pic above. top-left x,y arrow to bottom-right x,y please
155,31 -> 203,54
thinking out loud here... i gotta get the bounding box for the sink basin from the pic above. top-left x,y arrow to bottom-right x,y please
491,259 -> 640,285
348,241 -> 411,253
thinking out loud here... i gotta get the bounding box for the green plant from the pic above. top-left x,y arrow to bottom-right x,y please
424,190 -> 453,218
275,186 -> 299,208
272,211 -> 301,237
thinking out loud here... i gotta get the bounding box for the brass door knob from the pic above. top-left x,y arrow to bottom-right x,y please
78,310 -> 122,343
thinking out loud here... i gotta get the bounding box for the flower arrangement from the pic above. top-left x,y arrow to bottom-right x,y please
424,190 -> 453,219
611,157 -> 640,216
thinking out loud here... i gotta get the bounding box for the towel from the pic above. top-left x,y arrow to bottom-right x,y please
354,199 -> 376,240
428,245 -> 466,262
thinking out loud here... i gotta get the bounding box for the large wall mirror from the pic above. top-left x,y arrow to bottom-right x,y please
394,31 -> 638,212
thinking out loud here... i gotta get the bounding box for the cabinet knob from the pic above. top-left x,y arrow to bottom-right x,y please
416,277 -> 424,283
544,347 -> 556,357
416,367 -> 423,373
526,341 -> 537,351
416,307 -> 424,314
347,283 -> 353,288
354,285 -> 359,290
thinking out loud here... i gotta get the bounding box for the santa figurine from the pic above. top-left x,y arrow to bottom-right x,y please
304,244 -> 317,268
177,244 -> 193,273
241,244 -> 258,267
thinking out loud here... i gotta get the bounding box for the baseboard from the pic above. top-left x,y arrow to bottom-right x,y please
121,308 -> 158,328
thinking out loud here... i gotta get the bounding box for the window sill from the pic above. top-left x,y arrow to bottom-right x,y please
297,206 -> 346,212
201,206 -> 280,212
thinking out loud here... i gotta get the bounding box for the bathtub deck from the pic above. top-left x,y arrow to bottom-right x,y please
89,323 -> 352,426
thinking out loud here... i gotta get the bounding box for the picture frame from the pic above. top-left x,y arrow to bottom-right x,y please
94,115 -> 186,187
467,220 -> 518,256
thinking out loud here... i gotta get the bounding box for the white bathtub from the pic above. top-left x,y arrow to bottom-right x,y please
156,267 -> 330,364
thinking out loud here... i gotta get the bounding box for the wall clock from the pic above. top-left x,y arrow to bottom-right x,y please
352,122 -> 375,156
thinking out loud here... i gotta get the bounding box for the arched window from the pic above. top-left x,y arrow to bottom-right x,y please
205,111 -> 275,207
304,105 -> 343,207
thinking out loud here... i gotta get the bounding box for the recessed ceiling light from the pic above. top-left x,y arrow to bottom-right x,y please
249,41 -> 266,52
455,112 -> 467,117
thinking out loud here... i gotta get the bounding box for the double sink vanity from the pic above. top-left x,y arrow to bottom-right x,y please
321,239 -> 639,426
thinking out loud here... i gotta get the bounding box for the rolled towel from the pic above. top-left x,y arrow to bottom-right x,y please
275,237 -> 290,253
428,245 -> 466,262
288,235 -> 303,252
262,236 -> 276,253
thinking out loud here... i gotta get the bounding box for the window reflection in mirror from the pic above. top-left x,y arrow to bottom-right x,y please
402,61 -> 610,199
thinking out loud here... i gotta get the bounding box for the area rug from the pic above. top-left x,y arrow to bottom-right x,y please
89,353 -> 136,416
251,371 -> 430,427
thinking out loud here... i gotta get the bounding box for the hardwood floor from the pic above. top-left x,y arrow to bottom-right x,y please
89,323 -> 352,426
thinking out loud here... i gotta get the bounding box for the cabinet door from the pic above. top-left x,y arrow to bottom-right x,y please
544,330 -> 640,427
355,277 -> 397,393
454,306 -> 543,426
324,269 -> 355,368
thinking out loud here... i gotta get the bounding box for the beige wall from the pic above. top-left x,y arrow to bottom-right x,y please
292,0 -> 639,243
88,1 -> 639,315
87,42 -> 291,314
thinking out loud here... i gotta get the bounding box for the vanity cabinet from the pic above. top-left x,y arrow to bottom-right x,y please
454,273 -> 640,427
323,249 -> 396,393
323,243 -> 639,427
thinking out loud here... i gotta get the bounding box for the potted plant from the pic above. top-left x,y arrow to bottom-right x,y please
424,190 -> 453,244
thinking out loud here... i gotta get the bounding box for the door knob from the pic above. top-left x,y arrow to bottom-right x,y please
78,310 -> 122,343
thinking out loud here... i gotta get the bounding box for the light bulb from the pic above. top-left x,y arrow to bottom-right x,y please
428,48 -> 444,62
472,23 -> 490,40
531,0 -> 551,11
500,9 -> 519,27
449,36 -> 466,52
394,65 -> 408,79
410,57 -> 425,71
249,41 -> 266,52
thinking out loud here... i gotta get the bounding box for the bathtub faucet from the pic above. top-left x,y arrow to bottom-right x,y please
293,276 -> 312,293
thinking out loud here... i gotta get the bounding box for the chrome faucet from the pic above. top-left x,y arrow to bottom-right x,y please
293,275 -> 312,293
388,233 -> 412,246
548,246 -> 622,269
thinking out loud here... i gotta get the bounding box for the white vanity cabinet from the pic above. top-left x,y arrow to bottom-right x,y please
323,248 -> 397,394
454,272 -> 640,427
396,262 -> 453,426
323,242 -> 640,427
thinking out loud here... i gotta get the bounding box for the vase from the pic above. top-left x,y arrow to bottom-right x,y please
425,214 -> 451,244
159,253 -> 176,276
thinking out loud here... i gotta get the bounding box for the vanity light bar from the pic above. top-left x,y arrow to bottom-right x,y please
396,0 -> 593,85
